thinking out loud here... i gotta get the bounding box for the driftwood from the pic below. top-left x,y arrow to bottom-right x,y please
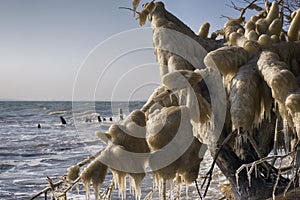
30,149 -> 104,199
30,179 -> 64,200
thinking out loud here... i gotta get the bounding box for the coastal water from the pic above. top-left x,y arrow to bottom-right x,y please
0,101 -> 226,200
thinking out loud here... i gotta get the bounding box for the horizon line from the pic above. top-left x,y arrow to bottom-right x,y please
0,99 -> 147,102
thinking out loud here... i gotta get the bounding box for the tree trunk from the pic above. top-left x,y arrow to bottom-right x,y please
148,2 -> 296,199
215,115 -> 290,199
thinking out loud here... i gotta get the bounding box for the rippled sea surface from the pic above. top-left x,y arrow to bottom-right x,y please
0,101 -> 226,200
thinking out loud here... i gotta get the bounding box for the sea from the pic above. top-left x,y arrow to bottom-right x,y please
0,101 -> 227,200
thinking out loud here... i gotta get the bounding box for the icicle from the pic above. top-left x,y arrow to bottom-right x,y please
120,174 -> 126,199
285,89 -> 300,138
235,129 -> 245,159
92,163 -> 108,200
129,177 -> 134,196
82,178 -> 90,200
169,180 -> 174,199
112,170 -> 127,199
158,179 -> 163,199
153,173 -> 159,189
178,182 -> 182,199
66,165 -> 81,195
283,119 -> 291,153
129,174 -> 144,200
185,183 -> 190,199
179,88 -> 187,105
80,159 -> 108,200
156,178 -> 167,200
175,175 -> 182,199
270,117 -> 280,166
229,61 -> 262,132
296,113 -> 300,136
191,119 -> 211,144
67,165 -> 80,182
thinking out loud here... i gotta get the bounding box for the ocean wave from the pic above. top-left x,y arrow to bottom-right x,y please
0,164 -> 14,172
46,110 -> 70,116
19,113 -> 36,117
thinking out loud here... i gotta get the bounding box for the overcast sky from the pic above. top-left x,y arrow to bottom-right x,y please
0,0 -> 242,101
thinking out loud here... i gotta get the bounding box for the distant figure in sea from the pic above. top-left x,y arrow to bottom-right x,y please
109,117 -> 113,121
97,115 -> 102,123
60,116 -> 67,125
37,124 -> 41,128
119,108 -> 123,121
85,118 -> 92,123
103,117 -> 106,121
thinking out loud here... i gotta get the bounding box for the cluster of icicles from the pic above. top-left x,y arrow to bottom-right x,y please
65,1 -> 300,199
202,1 -> 300,155
67,77 -> 207,200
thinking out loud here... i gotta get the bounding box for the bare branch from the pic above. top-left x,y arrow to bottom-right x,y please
100,181 -> 115,199
202,131 -> 236,197
119,6 -> 140,15
240,0 -> 259,17
220,15 -> 232,20
30,180 -> 64,200
226,1 -> 244,12
195,180 -> 203,200
57,176 -> 81,198
235,151 -> 297,190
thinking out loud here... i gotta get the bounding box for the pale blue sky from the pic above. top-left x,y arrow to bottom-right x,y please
0,0 -> 242,101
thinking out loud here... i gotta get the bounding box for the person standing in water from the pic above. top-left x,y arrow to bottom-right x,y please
60,116 -> 67,124
97,115 -> 102,123
119,108 -> 123,121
